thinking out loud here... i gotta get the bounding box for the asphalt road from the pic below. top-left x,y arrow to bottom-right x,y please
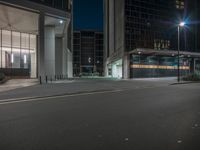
0,81 -> 200,150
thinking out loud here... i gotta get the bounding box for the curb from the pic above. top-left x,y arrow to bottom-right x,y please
171,82 -> 200,85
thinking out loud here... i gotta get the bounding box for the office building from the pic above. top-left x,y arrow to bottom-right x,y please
73,30 -> 103,76
104,0 -> 200,78
0,0 -> 73,80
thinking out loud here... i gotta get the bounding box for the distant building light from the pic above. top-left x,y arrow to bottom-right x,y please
88,57 -> 91,63
11,53 -> 14,63
24,55 -> 27,64
59,20 -> 63,24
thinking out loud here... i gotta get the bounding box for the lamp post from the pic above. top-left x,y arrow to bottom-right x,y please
177,22 -> 185,82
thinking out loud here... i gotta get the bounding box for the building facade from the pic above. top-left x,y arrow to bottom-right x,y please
0,0 -> 73,80
73,30 -> 103,76
104,0 -> 200,78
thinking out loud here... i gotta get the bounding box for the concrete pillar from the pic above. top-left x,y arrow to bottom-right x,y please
45,26 -> 55,76
62,22 -> 73,78
67,50 -> 73,77
38,13 -> 45,79
104,62 -> 108,77
123,54 -> 130,79
62,37 -> 67,77
55,37 -> 63,76
31,53 -> 36,78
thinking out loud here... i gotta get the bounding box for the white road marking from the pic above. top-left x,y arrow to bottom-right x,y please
0,90 -> 123,105
177,140 -> 182,144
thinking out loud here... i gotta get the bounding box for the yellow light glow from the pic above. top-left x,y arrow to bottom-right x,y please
130,64 -> 190,70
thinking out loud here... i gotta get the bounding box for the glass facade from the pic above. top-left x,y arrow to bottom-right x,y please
124,0 -> 175,51
130,54 -> 191,78
0,29 -> 37,77
73,31 -> 104,76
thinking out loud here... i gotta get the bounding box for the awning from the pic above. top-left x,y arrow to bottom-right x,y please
129,48 -> 200,58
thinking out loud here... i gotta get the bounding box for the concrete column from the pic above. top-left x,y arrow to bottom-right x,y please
123,54 -> 130,79
38,13 -> 45,79
31,53 -> 36,78
45,26 -> 55,76
55,37 -> 63,76
62,22 -> 73,78
67,49 -> 73,77
62,31 -> 68,77
109,0 -> 115,55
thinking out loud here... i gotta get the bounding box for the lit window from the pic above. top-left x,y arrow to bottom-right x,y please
175,0 -> 184,10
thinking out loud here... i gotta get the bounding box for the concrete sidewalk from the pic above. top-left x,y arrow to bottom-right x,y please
0,79 -> 39,93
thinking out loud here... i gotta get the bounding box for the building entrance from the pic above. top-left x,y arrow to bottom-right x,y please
0,29 -> 37,77
111,59 -> 122,78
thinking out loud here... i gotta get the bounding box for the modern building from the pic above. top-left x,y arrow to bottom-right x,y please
104,0 -> 200,78
73,30 -> 103,76
0,0 -> 73,81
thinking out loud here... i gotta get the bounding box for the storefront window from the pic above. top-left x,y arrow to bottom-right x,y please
0,30 -> 1,68
0,29 -> 37,77
2,30 -> 11,68
12,31 -> 20,68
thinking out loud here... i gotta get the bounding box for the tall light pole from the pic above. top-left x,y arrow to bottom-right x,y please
177,22 -> 185,82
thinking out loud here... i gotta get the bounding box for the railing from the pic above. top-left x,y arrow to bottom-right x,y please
39,74 -> 69,84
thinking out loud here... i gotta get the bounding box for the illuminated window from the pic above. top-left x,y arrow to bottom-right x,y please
176,0 -> 184,10
154,39 -> 170,50
0,29 -> 37,77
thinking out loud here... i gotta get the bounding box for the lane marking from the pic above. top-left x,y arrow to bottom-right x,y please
0,85 -> 167,106
0,90 -> 123,105
0,85 -> 161,105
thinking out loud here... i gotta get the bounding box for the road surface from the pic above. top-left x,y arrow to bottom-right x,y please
0,80 -> 199,150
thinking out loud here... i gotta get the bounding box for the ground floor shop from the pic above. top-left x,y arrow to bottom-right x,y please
0,29 -> 37,77
105,49 -> 200,78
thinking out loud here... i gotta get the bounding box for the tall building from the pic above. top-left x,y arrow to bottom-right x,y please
104,0 -> 200,78
73,30 -> 103,76
0,0 -> 73,80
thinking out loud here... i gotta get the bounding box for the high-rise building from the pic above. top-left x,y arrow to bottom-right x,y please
73,30 -> 103,76
0,0 -> 73,81
104,0 -> 200,78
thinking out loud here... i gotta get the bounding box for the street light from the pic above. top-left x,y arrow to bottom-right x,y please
179,22 -> 185,27
177,21 -> 185,82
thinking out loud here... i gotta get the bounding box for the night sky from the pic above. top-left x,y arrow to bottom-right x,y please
73,0 -> 103,31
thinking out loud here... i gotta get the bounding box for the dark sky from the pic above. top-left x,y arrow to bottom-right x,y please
73,0 -> 103,31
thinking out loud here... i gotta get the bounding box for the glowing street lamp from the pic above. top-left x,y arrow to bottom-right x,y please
179,22 -> 185,27
177,21 -> 185,82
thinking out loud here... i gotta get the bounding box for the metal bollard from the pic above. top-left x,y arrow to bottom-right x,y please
46,76 -> 48,83
39,76 -> 42,84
